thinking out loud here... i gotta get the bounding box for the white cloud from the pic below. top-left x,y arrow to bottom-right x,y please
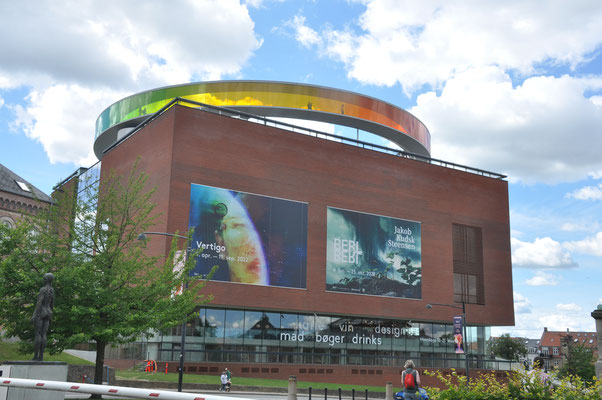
493,305 -> 595,338
567,183 -> 602,201
0,0 -> 262,165
411,69 -> 602,183
561,222 -> 601,233
317,0 -> 602,93
287,1 -> 602,183
511,237 -> 578,269
561,223 -> 581,232
514,292 -> 532,314
590,96 -> 602,107
525,271 -> 558,286
244,0 -> 264,8
286,16 -> 322,48
244,0 -> 284,9
538,312 -> 594,333
492,313 -> 541,338
12,84 -> 122,166
564,232 -> 602,256
0,1 -> 261,89
556,303 -> 582,312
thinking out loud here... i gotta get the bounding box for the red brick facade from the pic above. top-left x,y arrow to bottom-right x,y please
101,105 -> 513,326
100,105 -> 513,384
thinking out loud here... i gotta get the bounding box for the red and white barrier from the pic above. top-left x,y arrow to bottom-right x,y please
0,377 -> 250,400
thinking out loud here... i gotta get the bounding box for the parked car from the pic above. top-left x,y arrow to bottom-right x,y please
394,388 -> 430,400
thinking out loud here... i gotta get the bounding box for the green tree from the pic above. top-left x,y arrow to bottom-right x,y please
489,333 -> 527,362
558,339 -> 596,384
0,162 -> 211,393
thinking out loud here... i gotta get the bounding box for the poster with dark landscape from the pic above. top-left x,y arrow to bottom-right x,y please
326,207 -> 422,298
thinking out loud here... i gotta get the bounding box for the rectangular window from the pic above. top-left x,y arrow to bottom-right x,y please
452,224 -> 484,304
553,347 -> 559,355
15,180 -> 31,192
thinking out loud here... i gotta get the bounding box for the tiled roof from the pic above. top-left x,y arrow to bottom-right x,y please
0,163 -> 53,203
539,329 -> 597,348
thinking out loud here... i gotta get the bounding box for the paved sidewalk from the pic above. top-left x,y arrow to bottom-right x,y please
64,349 -> 97,363
65,390 -> 301,400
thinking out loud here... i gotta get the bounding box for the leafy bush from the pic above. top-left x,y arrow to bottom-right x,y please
423,368 -> 602,400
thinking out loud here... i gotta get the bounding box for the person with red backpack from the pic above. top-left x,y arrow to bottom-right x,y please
401,360 -> 421,400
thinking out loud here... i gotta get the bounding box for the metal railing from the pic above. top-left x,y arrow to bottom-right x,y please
153,348 -> 514,371
104,98 -> 506,180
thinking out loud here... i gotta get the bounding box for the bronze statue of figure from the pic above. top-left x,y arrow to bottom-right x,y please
31,272 -> 54,361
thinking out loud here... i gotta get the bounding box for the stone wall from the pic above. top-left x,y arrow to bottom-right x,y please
67,365 -> 116,385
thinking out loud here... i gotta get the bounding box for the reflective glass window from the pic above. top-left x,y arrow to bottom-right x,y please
243,311 -> 264,345
328,317 -> 352,349
375,320 -> 395,353
391,320 -> 410,354
405,321 -> 420,352
297,314 -> 315,351
466,326 -> 477,354
190,309 -> 204,338
241,344 -> 261,363
346,318 -> 363,352
420,323 -> 434,353
432,323 -> 450,353
262,312 -> 281,346
484,326 -> 492,355
222,344 -> 242,362
151,307 -> 494,368
280,313 -> 300,351
314,315 -> 336,349
225,310 -> 245,344
204,309 -> 225,344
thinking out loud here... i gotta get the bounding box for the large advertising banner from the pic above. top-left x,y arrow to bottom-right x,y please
188,184 -> 308,288
326,207 -> 422,298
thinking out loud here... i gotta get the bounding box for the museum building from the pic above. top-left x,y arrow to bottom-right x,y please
65,81 -> 514,384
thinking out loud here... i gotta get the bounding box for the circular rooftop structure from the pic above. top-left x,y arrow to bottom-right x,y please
94,81 -> 431,160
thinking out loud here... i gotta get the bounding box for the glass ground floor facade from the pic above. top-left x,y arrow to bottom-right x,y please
108,306 -> 513,370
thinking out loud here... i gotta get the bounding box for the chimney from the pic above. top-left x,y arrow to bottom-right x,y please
544,327 -> 548,332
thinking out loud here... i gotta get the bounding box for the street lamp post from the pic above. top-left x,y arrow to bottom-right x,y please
426,301 -> 469,384
137,231 -> 189,393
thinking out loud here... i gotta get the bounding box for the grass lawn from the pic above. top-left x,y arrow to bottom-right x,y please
0,341 -> 94,365
117,370 -> 385,392
1,342 -> 385,392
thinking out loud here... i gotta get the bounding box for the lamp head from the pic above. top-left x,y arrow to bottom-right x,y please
137,233 -> 148,241
426,304 -> 433,310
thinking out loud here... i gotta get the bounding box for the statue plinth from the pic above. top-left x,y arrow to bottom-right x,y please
591,307 -> 602,379
0,361 -> 68,400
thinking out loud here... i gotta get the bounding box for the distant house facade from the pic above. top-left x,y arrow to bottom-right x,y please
519,338 -> 540,368
538,327 -> 598,370
0,163 -> 52,227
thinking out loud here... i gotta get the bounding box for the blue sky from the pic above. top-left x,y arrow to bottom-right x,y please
2,0 -> 602,338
